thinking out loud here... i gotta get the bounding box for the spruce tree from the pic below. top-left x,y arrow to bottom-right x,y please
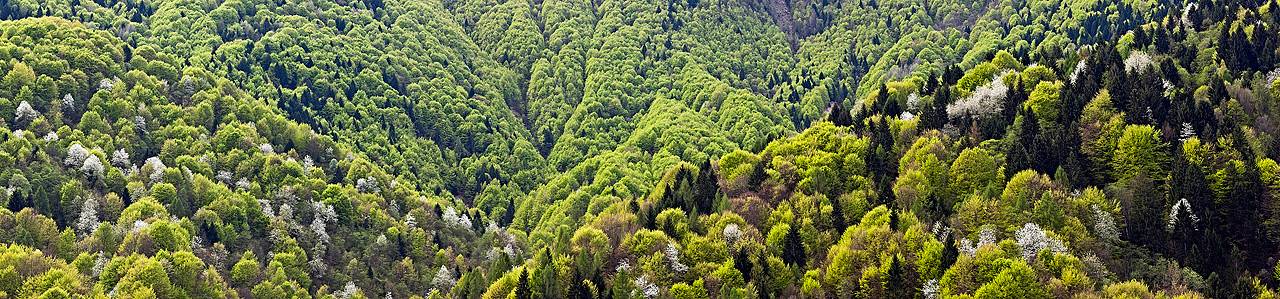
515,268 -> 531,299
782,224 -> 805,266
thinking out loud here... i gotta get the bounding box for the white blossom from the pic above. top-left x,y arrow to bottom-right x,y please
99,78 -> 115,90
664,243 -> 688,273
132,220 -> 149,233
1014,223 -> 1066,262
42,131 -> 58,142
311,201 -> 335,244
15,101 -> 38,123
81,155 -> 105,180
616,260 -> 632,272
1167,198 -> 1201,232
88,252 -> 109,278
432,265 -> 455,291
215,171 -> 233,185
959,238 -> 976,256
278,203 -> 294,222
76,197 -> 100,237
1092,205 -> 1120,241
61,94 -> 76,113
900,111 -> 915,121
922,279 -> 940,299
310,214 -> 329,244
442,207 -> 472,229
356,177 -> 380,193
258,198 -> 275,218
337,282 -> 360,299
133,115 -> 147,133
723,223 -> 742,245
633,275 -> 659,299
1267,68 -> 1280,85
145,157 -> 166,184
1123,51 -> 1155,74
404,214 -> 417,227
978,227 -> 996,246
960,227 -> 998,257
906,93 -> 921,110
1179,123 -> 1196,142
236,178 -> 250,190
108,149 -> 129,169
308,257 -> 328,278
1180,3 -> 1199,29
259,143 -> 275,155
1070,60 -> 1088,84
947,72 -> 1009,121
931,222 -> 951,241
65,144 -> 90,167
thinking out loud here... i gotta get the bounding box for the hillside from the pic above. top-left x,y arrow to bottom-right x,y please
0,0 -> 1278,298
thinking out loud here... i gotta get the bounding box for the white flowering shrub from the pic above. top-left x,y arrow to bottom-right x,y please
92,251 -> 108,277
76,197 -> 100,237
15,101 -> 38,123
336,282 -> 360,299
959,227 -> 998,256
442,207 -> 473,229
42,132 -> 58,142
81,155 -> 105,180
1091,205 -> 1120,241
723,223 -> 742,245
259,143 -> 275,154
947,72 -> 1009,121
1179,123 -> 1196,142
665,243 -> 688,273
65,143 -> 90,167
1070,59 -> 1088,84
923,279 -> 940,299
405,214 -> 417,227
1014,223 -> 1066,262
1180,3 -> 1199,28
432,265 -> 455,291
111,149 -> 130,168
633,275 -> 659,299
133,115 -> 147,133
144,157 -> 166,184
98,78 -> 115,90
356,177 -> 380,193
61,94 -> 76,113
1124,51 -> 1155,73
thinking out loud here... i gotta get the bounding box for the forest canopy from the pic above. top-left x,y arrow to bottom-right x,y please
0,0 -> 1279,298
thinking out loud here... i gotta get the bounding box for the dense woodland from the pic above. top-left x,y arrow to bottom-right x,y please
0,0 -> 1278,297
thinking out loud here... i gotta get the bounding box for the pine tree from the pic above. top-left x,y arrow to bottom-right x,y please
922,84 -> 950,130
886,255 -> 909,299
501,199 -> 516,227
694,160 -> 720,214
515,268 -> 532,299
782,225 -> 805,266
828,100 -> 855,126
734,251 -> 753,282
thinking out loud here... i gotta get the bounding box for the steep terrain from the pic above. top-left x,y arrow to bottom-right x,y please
0,0 -> 1277,297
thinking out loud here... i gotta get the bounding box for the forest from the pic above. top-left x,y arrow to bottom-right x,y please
0,0 -> 1278,297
